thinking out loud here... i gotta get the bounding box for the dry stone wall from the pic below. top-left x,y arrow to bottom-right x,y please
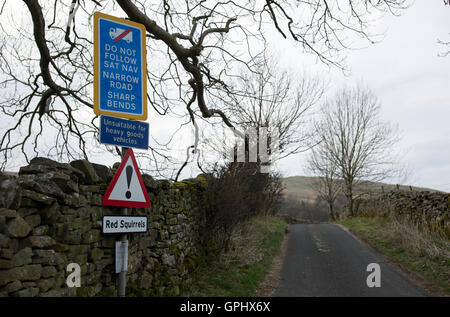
0,157 -> 210,297
354,190 -> 449,237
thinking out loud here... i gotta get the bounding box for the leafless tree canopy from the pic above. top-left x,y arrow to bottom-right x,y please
306,147 -> 342,220
199,56 -> 325,174
0,0 -> 408,174
311,85 -> 401,216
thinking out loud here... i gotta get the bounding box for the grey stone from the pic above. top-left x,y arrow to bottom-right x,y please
32,225 -> 49,236
0,248 -> 13,259
80,185 -> 101,194
17,208 -> 39,218
20,281 -> 36,287
11,247 -> 32,267
19,197 -> 38,208
18,174 -> 65,198
0,264 -> 42,286
139,271 -> 153,289
89,194 -> 103,206
42,266 -> 57,278
26,235 -> 56,248
33,250 -> 64,265
27,157 -> 59,168
37,278 -> 55,292
53,273 -> 66,289
59,229 -> 81,244
10,287 -> 39,297
0,174 -> 19,209
161,254 -> 176,267
43,171 -> 79,193
67,245 -> 89,255
39,202 -> 60,222
0,259 -> 11,269
60,206 -> 79,215
23,158 -> 85,182
21,189 -> 56,206
19,164 -> 51,175
143,174 -> 158,189
89,248 -> 104,262
89,207 -> 103,222
24,214 -> 41,228
39,288 -> 67,297
70,160 -> 100,184
54,243 -> 70,252
64,192 -> 88,208
72,253 -> 87,264
82,229 -> 101,244
0,215 -> 5,232
4,280 -> 22,293
92,163 -> 111,182
6,216 -> 31,238
0,208 -> 17,218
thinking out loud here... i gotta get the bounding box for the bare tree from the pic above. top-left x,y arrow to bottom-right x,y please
306,148 -> 342,221
0,0 -> 409,174
201,55 -> 325,173
311,85 -> 401,217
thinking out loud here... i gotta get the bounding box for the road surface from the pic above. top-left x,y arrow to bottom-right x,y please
274,224 -> 429,297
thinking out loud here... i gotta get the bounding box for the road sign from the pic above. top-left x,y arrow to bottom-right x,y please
115,240 -> 128,273
94,12 -> 147,121
103,148 -> 151,208
100,115 -> 149,149
102,215 -> 148,234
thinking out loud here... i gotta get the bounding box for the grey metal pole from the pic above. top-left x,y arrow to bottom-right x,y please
117,146 -> 129,297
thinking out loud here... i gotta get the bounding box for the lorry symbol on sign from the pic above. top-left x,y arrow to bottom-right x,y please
109,27 -> 133,43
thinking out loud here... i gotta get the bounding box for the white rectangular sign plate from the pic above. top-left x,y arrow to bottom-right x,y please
115,240 -> 128,273
102,215 -> 148,234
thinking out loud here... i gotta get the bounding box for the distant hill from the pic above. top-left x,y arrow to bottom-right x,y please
279,175 -> 443,223
282,175 -> 441,201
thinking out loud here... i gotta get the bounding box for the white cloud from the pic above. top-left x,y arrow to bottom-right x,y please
276,1 -> 450,192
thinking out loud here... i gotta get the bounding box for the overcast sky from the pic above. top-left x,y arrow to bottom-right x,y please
1,1 -> 449,192
272,0 -> 450,192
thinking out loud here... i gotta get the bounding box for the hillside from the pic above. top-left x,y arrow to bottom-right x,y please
282,176 -> 441,200
279,176 -> 442,223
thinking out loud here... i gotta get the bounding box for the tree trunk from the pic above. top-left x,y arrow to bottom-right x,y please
346,195 -> 353,217
344,179 -> 354,217
328,201 -> 335,221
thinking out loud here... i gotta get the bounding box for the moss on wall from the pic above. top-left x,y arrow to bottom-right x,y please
0,158 -> 210,297
354,191 -> 449,238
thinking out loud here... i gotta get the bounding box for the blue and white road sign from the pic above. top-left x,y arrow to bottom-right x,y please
100,115 -> 149,150
94,12 -> 147,121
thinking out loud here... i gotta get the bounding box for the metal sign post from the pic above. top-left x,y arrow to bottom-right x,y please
94,11 -> 150,298
118,146 -> 128,297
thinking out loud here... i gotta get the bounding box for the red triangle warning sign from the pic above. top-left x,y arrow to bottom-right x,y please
103,148 -> 151,208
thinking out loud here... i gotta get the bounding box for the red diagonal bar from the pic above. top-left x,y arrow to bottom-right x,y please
113,28 -> 131,42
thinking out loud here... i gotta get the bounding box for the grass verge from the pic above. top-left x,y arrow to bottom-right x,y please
337,217 -> 450,296
181,216 -> 287,297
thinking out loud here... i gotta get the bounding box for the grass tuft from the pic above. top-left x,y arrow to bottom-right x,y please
181,216 -> 287,297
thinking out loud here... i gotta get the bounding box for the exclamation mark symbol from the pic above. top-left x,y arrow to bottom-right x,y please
125,165 -> 133,199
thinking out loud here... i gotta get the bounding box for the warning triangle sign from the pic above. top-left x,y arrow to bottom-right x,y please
103,148 -> 151,208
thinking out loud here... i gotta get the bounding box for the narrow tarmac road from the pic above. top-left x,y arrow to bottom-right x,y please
274,224 -> 430,297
